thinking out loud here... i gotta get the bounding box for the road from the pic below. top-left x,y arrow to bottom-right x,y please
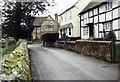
28,44 -> 118,80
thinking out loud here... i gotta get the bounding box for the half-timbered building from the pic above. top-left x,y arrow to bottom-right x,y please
79,1 -> 120,40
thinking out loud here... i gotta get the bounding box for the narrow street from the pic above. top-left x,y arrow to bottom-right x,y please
28,44 -> 118,80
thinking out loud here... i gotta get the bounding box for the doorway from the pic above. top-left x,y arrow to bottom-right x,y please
88,23 -> 94,37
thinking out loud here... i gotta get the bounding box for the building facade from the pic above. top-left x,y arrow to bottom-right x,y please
59,0 -> 91,39
32,15 -> 58,39
79,1 -> 120,40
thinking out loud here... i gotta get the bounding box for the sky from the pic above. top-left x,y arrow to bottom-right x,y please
45,0 -> 78,18
36,0 -> 79,19
0,0 -> 78,19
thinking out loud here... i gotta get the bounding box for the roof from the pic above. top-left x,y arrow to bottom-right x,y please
82,2 -> 102,12
33,17 -> 47,26
79,0 -> 106,15
59,1 -> 81,16
59,23 -> 73,30
33,15 -> 55,27
59,6 -> 75,16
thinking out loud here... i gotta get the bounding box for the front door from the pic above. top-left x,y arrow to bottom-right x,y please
88,23 -> 94,37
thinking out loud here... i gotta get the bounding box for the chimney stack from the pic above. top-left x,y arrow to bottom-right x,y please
55,13 -> 59,30
55,13 -> 58,24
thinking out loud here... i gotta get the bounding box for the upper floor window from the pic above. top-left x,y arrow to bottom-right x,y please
64,13 -> 67,20
69,10 -> 72,19
61,16 -> 63,21
106,2 -> 112,10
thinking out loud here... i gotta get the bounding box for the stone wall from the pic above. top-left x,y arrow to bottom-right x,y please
57,40 -> 116,62
0,40 -> 31,80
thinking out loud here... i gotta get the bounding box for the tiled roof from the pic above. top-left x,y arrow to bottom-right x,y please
81,2 -> 102,13
59,23 -> 73,29
59,0 -> 80,16
33,17 -> 47,26
79,0 -> 108,14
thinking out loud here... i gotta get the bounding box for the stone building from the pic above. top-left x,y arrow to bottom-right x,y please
32,15 -> 58,40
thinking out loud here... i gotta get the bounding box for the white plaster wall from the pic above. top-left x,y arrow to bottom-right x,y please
118,30 -> 120,40
118,19 -> 120,40
113,2 -> 118,8
99,23 -> 103,31
117,2 -> 120,40
89,10 -> 93,17
113,20 -> 118,30
94,16 -> 98,23
94,8 -> 98,15
90,17 -> 93,23
81,15 -> 84,20
94,24 -> 99,38
106,12 -> 112,21
81,28 -> 84,39
113,8 -> 119,19
81,27 -> 89,39
115,31 -> 119,40
99,14 -> 105,22
99,4 -> 106,14
81,20 -> 84,26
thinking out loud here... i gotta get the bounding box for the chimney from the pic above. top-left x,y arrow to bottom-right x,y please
55,13 -> 59,30
55,13 -> 58,24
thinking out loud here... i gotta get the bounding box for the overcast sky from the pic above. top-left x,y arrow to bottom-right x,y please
41,0 -> 78,18
49,0 -> 78,15
0,0 -> 78,18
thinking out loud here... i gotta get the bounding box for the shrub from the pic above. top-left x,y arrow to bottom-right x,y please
67,37 -> 81,41
104,31 -> 116,41
92,38 -> 103,41
60,37 -> 81,41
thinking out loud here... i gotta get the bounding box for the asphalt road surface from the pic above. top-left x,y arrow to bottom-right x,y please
28,44 -> 118,80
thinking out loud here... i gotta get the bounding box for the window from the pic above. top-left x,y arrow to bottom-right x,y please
64,13 -> 66,20
69,28 -> 71,35
45,25 -> 54,29
60,30 -> 62,36
103,22 -> 112,31
106,2 -> 112,10
61,16 -> 63,22
69,10 -> 72,19
83,27 -> 88,35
